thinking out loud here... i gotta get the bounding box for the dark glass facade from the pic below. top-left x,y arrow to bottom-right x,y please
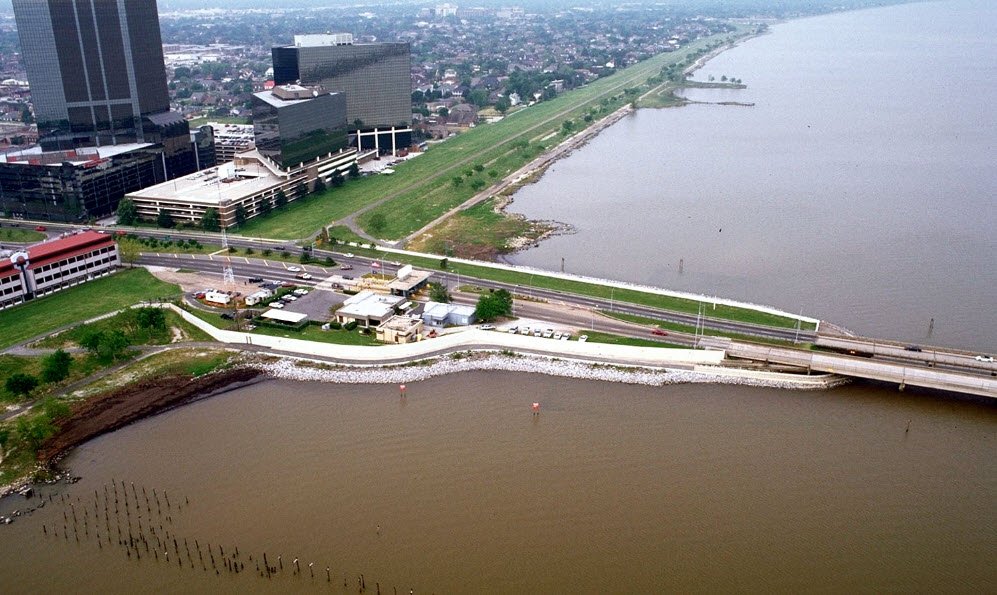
252,90 -> 348,170
0,145 -> 166,222
13,0 -> 179,158
272,42 -> 411,130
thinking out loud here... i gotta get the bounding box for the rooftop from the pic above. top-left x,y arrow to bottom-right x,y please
0,143 -> 155,166
338,290 -> 405,319
254,86 -> 332,108
129,151 -> 286,206
0,230 -> 116,275
261,309 -> 308,324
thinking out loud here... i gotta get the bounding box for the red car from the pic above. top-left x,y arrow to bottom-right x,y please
651,329 -> 668,336
34,225 -> 47,232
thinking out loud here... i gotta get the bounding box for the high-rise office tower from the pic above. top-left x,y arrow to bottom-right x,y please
13,0 -> 197,176
272,34 -> 412,154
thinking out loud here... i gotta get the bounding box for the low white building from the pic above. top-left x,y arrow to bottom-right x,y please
422,301 -> 476,327
335,290 -> 406,328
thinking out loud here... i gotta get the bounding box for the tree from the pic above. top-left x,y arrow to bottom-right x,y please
495,97 -> 510,114
348,162 -> 360,179
428,282 -> 451,304
451,176 -> 464,187
258,195 -> 272,216
437,107 -> 449,118
6,373 -> 39,398
312,176 -> 326,194
367,212 -> 387,234
117,238 -> 140,267
474,289 -> 513,322
156,208 -> 174,229
41,349 -> 72,383
201,208 -> 221,232
330,170 -> 345,188
116,198 -> 138,225
439,258 -> 449,270
15,415 -> 55,451
234,204 -> 247,227
79,330 -> 130,362
136,307 -> 166,331
275,190 -> 288,209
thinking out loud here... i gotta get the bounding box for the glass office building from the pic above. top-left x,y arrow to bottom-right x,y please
252,86 -> 349,170
13,0 -> 197,179
272,35 -> 411,152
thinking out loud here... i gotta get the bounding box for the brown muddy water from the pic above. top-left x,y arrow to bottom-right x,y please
1,373 -> 994,593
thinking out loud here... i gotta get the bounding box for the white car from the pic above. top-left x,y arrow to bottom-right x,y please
974,355 -> 994,363
520,326 -> 531,335
287,266 -> 302,272
507,326 -> 518,334
542,329 -> 554,338
283,295 -> 298,301
479,324 -> 496,330
578,335 -> 588,343
561,334 -> 570,341
533,328 -> 543,337
269,302 -> 284,309
293,288 -> 309,296
553,332 -> 563,340
344,253 -> 354,258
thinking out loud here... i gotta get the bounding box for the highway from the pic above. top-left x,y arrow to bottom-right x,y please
136,252 -> 996,391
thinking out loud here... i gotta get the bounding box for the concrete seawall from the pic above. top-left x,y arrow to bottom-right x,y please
161,304 -> 844,390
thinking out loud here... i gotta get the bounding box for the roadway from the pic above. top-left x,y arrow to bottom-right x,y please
136,252 -> 996,393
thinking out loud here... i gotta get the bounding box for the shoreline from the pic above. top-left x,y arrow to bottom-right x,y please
1,349 -> 845,499
496,30 -> 761,256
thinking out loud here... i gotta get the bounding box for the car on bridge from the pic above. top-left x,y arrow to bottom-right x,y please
974,355 -> 994,363
651,329 -> 668,336
904,345 -> 922,352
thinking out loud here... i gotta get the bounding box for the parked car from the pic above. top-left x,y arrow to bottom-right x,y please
651,329 -> 668,336
542,329 -> 554,338
287,266 -> 302,272
561,334 -> 570,341
293,288 -> 309,296
340,264 -> 353,270
248,276 -> 264,283
220,313 -> 234,320
579,335 -> 589,343
479,324 -> 496,330
507,326 -> 518,334
553,332 -> 562,340
520,326 -> 530,335
533,328 -> 543,337
269,302 -> 284,309
974,355 -> 994,363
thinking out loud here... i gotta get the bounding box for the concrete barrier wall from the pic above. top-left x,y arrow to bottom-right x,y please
164,304 -> 725,367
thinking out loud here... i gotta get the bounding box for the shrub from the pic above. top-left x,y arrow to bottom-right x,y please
344,321 -> 359,331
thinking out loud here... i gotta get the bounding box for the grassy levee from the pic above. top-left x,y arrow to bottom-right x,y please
235,34 -> 732,240
0,268 -> 182,350
599,310 -> 807,347
335,245 -> 815,331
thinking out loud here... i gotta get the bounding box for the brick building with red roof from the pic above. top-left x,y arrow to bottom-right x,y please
0,231 -> 119,310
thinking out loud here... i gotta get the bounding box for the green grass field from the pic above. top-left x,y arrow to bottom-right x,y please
0,227 -> 46,243
582,331 -> 680,348
0,268 -> 182,350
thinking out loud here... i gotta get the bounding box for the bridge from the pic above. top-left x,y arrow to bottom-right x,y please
700,336 -> 996,399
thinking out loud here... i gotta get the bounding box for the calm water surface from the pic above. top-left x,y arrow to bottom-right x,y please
1,375 -> 994,593
508,0 -> 997,351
